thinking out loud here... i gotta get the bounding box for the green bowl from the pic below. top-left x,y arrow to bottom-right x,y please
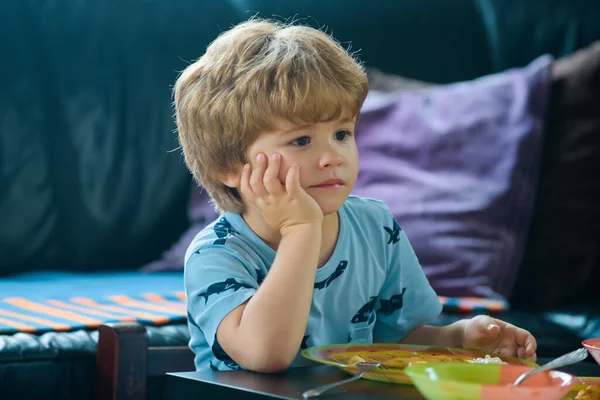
404,362 -> 575,400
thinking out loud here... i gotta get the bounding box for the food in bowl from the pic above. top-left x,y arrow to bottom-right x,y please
576,385 -> 600,400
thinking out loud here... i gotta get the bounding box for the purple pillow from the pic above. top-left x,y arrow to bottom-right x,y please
352,55 -> 553,299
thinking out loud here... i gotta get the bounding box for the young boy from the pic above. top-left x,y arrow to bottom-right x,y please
174,19 -> 537,373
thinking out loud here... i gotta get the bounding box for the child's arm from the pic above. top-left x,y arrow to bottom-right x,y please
217,153 -> 324,372
217,223 -> 320,372
399,321 -> 466,348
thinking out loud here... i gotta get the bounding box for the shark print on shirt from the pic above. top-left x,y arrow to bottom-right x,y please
197,278 -> 254,304
378,288 -> 407,315
212,335 -> 242,370
213,217 -> 236,245
314,260 -> 348,290
301,335 -> 311,350
351,296 -> 378,323
255,268 -> 266,285
384,219 -> 401,244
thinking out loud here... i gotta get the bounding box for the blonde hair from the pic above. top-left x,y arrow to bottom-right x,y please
174,18 -> 369,213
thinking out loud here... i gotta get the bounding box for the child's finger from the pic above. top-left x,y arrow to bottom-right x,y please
515,327 -> 536,350
473,315 -> 501,336
522,331 -> 537,360
526,342 -> 537,362
239,164 -> 256,201
249,153 -> 268,197
285,163 -> 301,195
263,153 -> 283,195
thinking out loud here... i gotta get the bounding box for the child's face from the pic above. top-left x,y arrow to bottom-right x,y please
245,114 -> 359,216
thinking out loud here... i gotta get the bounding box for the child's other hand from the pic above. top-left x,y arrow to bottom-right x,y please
241,152 -> 323,234
462,315 -> 537,362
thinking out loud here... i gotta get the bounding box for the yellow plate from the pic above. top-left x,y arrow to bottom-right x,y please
301,343 -> 538,384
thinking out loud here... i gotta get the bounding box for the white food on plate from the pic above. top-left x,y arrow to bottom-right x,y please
467,354 -> 507,364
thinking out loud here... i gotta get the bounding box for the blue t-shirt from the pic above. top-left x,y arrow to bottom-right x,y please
184,195 -> 442,371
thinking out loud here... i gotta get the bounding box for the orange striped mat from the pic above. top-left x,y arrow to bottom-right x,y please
0,271 -> 187,334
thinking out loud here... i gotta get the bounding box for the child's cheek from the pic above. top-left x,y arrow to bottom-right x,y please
277,156 -> 308,188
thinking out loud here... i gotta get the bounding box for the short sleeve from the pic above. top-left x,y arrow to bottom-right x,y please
374,215 -> 442,342
185,245 -> 259,348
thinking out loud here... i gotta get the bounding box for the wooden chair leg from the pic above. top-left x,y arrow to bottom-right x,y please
96,322 -> 149,400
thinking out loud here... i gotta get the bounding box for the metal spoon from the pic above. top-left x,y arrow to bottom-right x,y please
302,362 -> 382,398
513,347 -> 589,386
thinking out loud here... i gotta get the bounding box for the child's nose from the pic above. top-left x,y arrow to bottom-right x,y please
318,147 -> 343,169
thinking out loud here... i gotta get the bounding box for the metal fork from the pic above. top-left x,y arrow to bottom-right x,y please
302,362 -> 382,398
513,347 -> 589,386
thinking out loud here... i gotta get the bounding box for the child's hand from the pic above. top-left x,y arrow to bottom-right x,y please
241,152 -> 323,234
462,315 -> 537,362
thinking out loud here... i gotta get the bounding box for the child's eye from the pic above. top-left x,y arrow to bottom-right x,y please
290,136 -> 311,147
334,130 -> 351,141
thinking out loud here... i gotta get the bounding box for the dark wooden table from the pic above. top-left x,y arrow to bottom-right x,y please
165,359 -> 600,400
165,365 -> 423,399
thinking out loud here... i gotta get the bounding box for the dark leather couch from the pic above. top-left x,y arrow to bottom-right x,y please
1,1 -> 599,399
